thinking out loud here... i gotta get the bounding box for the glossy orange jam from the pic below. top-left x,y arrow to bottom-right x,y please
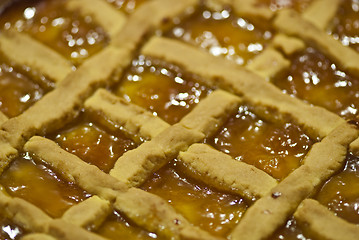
165,8 -> 273,66
206,105 -> 314,180
0,62 -> 44,118
50,111 -> 137,173
106,0 -> 147,14
316,153 -> 359,224
115,56 -> 212,125
0,216 -> 24,240
0,0 -> 108,65
97,211 -> 159,240
269,218 -> 310,240
273,47 -> 359,120
0,153 -> 90,218
141,159 -> 248,237
329,0 -> 359,52
255,0 -> 313,12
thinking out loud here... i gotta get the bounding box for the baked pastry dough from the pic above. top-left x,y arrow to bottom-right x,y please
0,0 -> 358,239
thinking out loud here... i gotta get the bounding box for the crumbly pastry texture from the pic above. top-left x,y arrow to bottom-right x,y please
0,0 -> 358,239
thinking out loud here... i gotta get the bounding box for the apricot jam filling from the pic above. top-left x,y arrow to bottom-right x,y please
0,61 -> 44,118
141,159 -> 248,237
329,0 -> 359,52
315,153 -> 359,224
0,216 -> 24,240
165,7 -> 273,66
206,105 -> 314,180
0,0 -> 108,65
0,153 -> 89,218
115,56 -> 212,125
255,0 -> 313,12
273,47 -> 359,120
49,111 -> 137,173
106,0 -> 147,14
269,218 -> 310,240
97,211 -> 158,240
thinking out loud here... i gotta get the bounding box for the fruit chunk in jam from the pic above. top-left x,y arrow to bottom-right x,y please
329,0 -> 359,52
106,0 -> 147,14
273,47 -> 359,120
316,153 -> 359,224
50,111 -> 137,173
0,62 -> 44,118
141,159 -> 248,237
166,7 -> 272,65
206,106 -> 314,180
115,56 -> 211,125
0,0 -> 108,65
255,0 -> 313,12
97,211 -> 158,240
0,153 -> 89,218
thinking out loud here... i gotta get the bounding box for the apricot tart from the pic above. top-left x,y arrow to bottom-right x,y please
0,0 -> 359,239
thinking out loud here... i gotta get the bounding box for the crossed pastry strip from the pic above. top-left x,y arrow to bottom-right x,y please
0,0 -> 359,239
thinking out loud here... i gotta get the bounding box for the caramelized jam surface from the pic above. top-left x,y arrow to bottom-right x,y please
106,0 -> 147,14
97,211 -> 159,240
0,153 -> 89,218
0,216 -> 24,240
0,0 -> 108,65
256,0 -> 313,12
141,159 -> 248,237
330,0 -> 359,52
206,106 -> 314,180
165,8 -> 272,65
273,47 -> 359,120
316,153 -> 359,224
50,112 -> 137,173
269,218 -> 311,240
115,56 -> 212,125
0,62 -> 44,118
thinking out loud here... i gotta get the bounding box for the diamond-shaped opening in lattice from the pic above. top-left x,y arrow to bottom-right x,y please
0,213 -> 25,240
0,152 -> 91,218
205,105 -> 315,181
0,57 -> 52,118
272,47 -> 359,120
315,153 -> 359,224
329,0 -> 359,52
0,0 -> 109,66
141,159 -> 249,238
270,216 -> 312,240
106,0 -> 147,14
164,5 -> 273,66
113,55 -> 213,125
47,110 -> 138,173
96,210 -> 158,240
254,0 -> 313,13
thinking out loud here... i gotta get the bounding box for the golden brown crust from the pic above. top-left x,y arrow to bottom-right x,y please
178,143 -> 278,200
21,233 -> 58,240
115,188 -> 223,240
294,199 -> 359,240
232,0 -> 274,20
61,196 -> 111,230
302,0 -> 342,30
141,36 -> 345,138
271,34 -> 306,56
230,123 -> 359,240
274,9 -> 359,78
110,90 -> 240,187
23,136 -> 221,239
85,88 -> 170,141
247,47 -> 290,80
65,0 -> 127,37
0,31 -> 73,83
